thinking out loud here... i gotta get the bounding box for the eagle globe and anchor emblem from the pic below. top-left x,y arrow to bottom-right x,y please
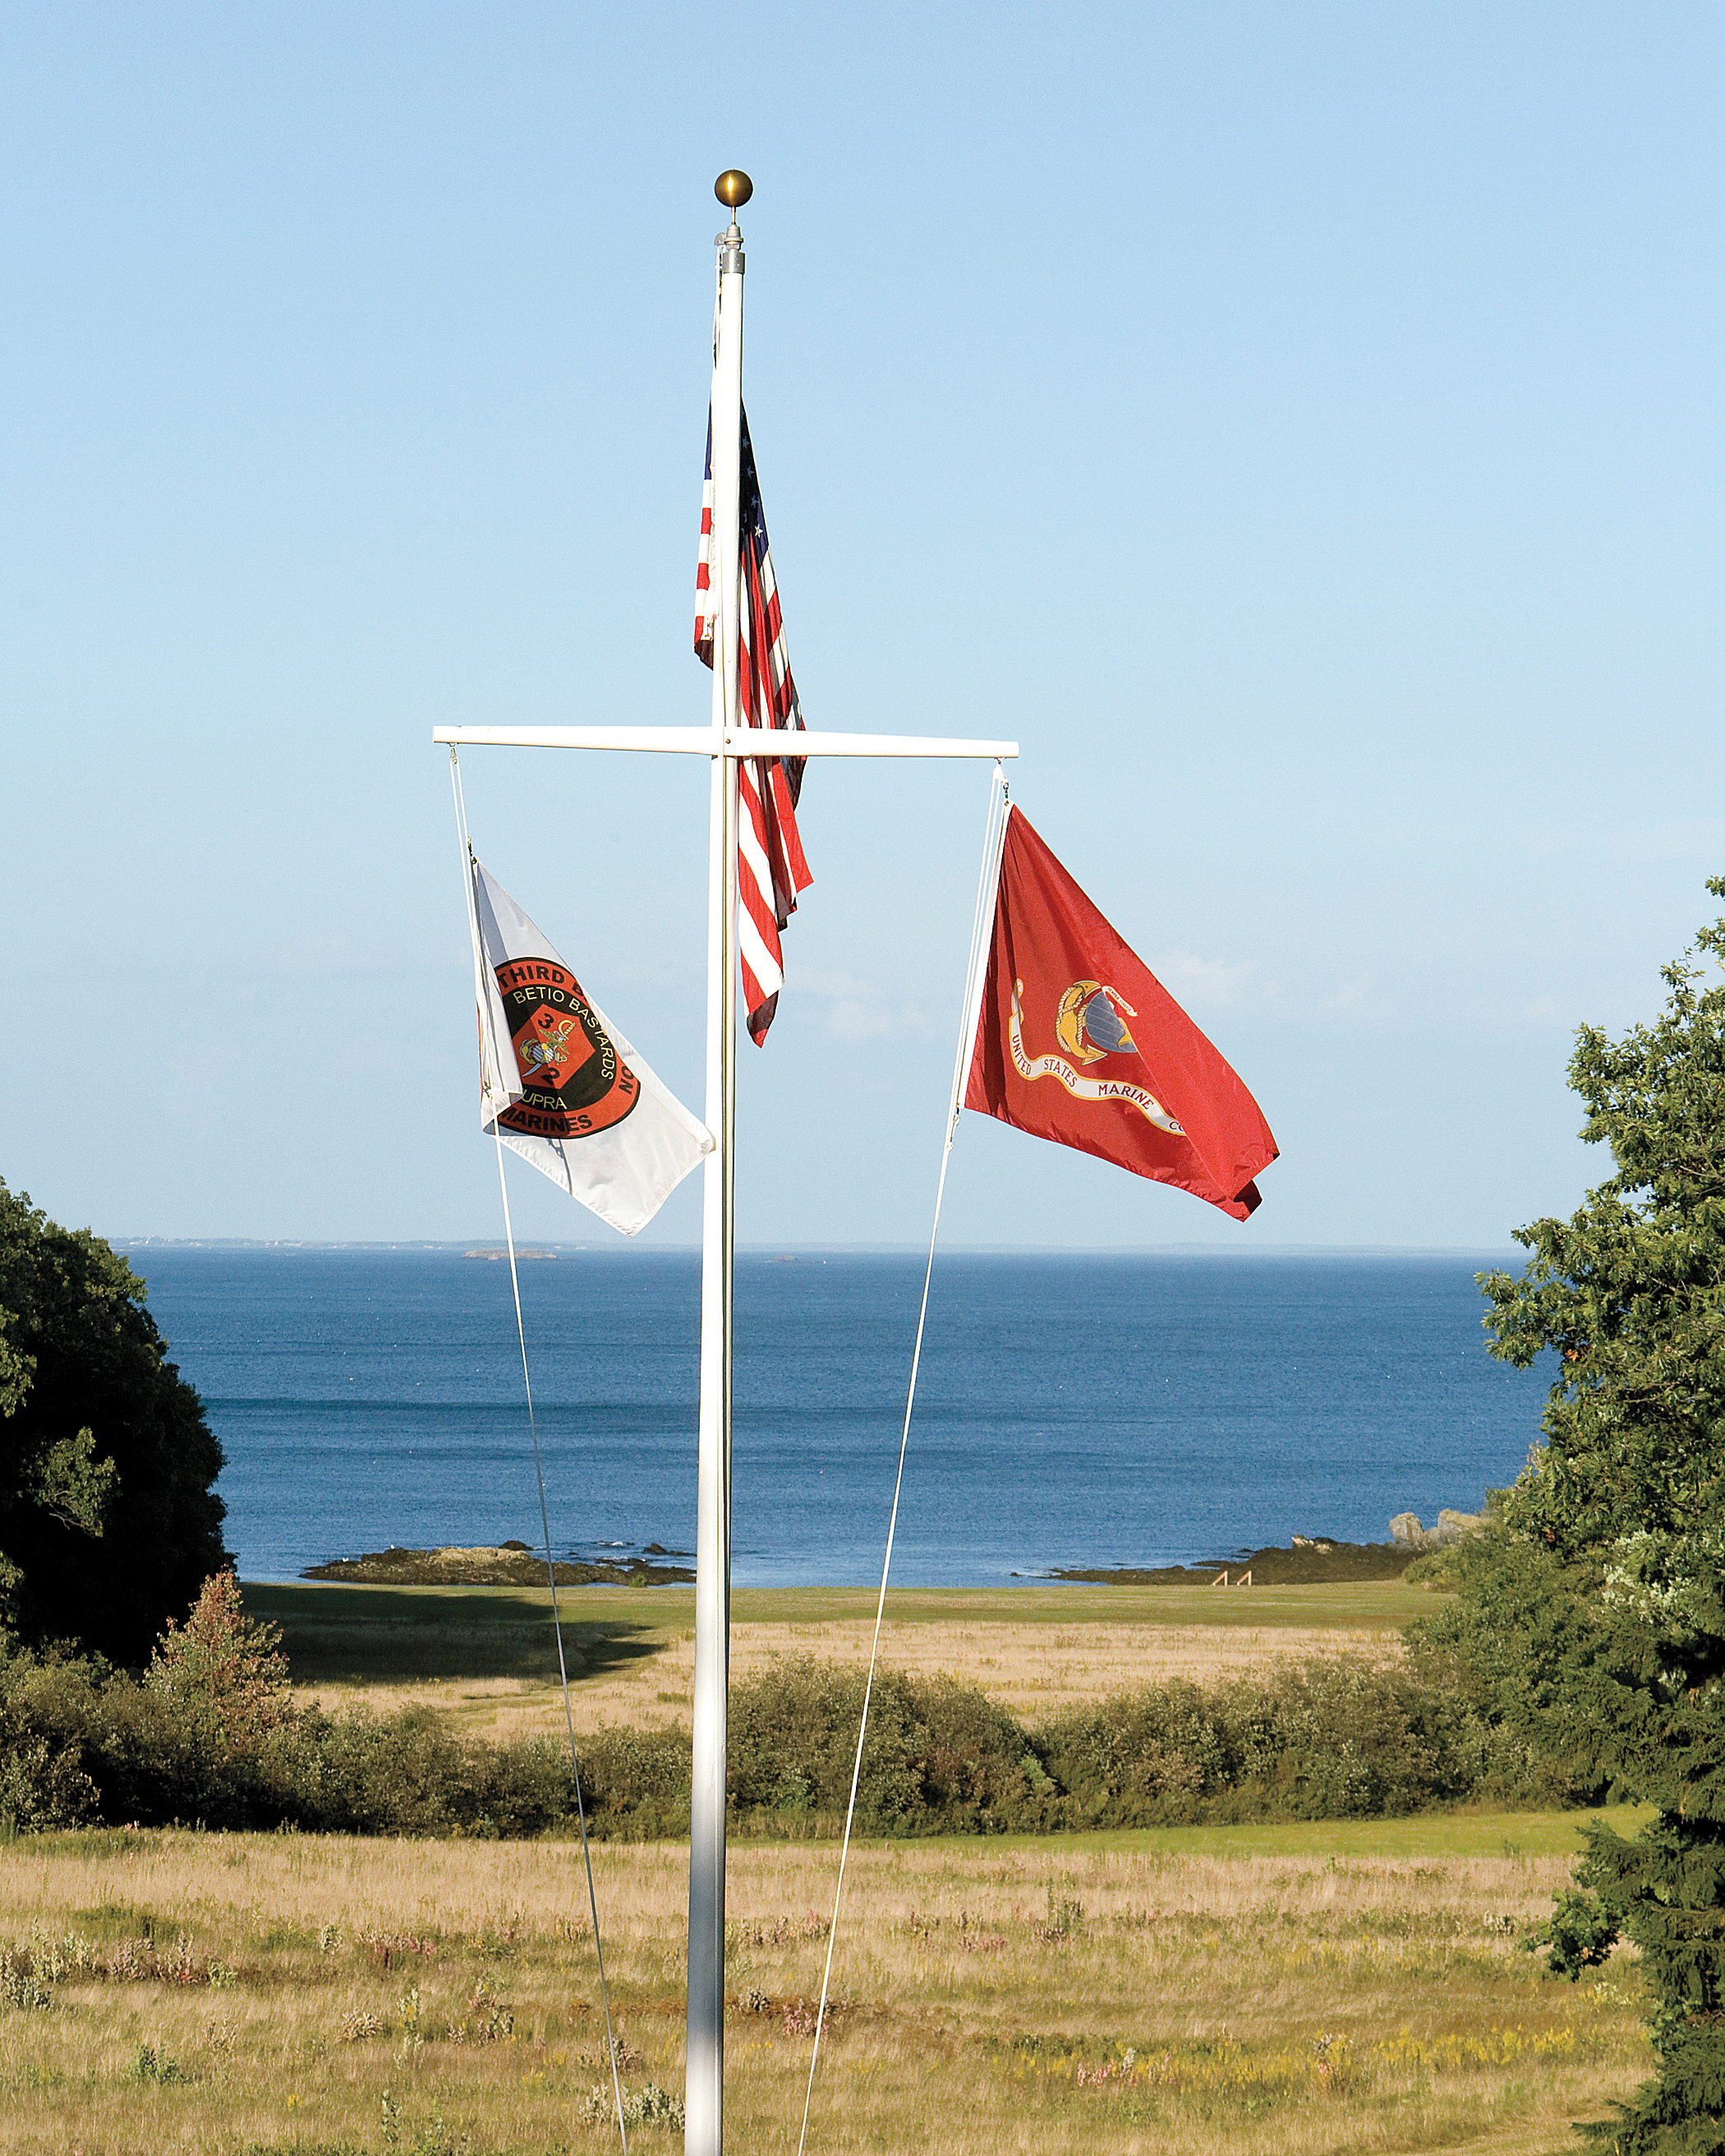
1056,979 -> 1138,1064
1009,976 -> 1185,1135
493,959 -> 641,1140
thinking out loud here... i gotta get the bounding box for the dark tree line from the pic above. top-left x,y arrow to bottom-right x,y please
0,1182 -> 228,1666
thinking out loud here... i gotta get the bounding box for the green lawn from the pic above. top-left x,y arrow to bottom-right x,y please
243,1574 -> 1438,1689
242,1579 -> 660,1685
974,1804 -> 1655,1863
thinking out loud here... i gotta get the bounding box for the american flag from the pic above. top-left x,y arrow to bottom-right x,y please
697,407 -> 812,1045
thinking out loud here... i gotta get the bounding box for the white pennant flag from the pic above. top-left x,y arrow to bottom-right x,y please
468,858 -> 712,1236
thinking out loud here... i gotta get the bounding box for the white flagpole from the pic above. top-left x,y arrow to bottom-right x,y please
430,171 -> 1018,2156
687,168 -> 748,2156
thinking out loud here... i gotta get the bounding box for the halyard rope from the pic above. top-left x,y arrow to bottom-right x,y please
796,763 -> 1010,2155
449,751 -> 630,2154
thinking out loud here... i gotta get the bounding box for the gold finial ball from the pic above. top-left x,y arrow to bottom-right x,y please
715,169 -> 753,211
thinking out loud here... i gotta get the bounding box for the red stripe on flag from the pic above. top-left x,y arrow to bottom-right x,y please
697,400 -> 812,1042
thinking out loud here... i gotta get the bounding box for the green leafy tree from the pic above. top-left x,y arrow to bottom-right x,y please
1405,1510 -> 1607,1806
1465,877 -> 1725,2152
0,1183 -> 228,1665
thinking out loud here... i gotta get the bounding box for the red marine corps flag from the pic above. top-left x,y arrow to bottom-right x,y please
470,858 -> 713,1236
964,808 -> 1277,1220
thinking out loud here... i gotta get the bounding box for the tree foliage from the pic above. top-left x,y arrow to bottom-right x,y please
1525,1885 -> 1621,1982
146,1571 -> 292,1757
1453,878 -> 1725,2152
0,1183 -> 228,1665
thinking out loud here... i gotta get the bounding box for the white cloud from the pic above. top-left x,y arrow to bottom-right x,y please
1149,949 -> 1267,1010
798,967 -> 932,1044
267,933 -> 371,975
266,934 -> 466,980
1525,817 -> 1725,865
1323,971 -> 1376,1012
826,999 -> 925,1044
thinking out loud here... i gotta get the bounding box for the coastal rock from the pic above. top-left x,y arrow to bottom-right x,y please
1389,1509 -> 1485,1551
301,1542 -> 695,1588
1051,1536 -> 1417,1586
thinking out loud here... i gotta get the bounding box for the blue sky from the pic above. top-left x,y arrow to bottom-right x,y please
4,3 -> 1720,1250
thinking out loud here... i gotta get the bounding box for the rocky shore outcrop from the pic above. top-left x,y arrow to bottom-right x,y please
1387,1508 -> 1485,1551
301,1542 -> 694,1587
1051,1505 -> 1488,1586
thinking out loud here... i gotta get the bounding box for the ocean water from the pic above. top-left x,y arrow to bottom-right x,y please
129,1248 -> 1549,1588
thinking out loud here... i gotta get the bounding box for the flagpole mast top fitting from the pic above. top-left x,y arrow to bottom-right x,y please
714,169 -> 751,268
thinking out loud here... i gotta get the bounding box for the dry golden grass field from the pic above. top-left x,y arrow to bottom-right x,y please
0,1582 -> 1653,2152
246,1579 -> 1419,1745
0,1810 -> 1649,2156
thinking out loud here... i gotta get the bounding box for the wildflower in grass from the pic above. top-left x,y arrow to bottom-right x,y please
582,2081 -> 686,2129
0,1949 -> 51,2011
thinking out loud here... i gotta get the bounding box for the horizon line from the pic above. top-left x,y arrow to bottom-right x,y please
114,1235 -> 1526,1258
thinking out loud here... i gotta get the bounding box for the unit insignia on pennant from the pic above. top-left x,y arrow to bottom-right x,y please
1010,978 -> 1184,1134
493,959 -> 640,1141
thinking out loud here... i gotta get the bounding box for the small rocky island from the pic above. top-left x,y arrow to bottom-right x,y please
302,1542 -> 694,1587
1050,1509 -> 1485,1586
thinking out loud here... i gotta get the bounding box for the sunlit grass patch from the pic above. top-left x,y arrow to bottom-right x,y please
0,1816 -> 1652,2154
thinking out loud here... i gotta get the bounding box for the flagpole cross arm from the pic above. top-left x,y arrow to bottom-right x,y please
432,725 -> 1017,761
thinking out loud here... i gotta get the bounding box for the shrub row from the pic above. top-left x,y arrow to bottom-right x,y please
0,1655 -> 573,1837
0,1646 -> 1573,1841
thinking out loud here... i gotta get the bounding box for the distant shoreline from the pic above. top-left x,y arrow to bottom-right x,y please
119,1238 -> 1522,1259
297,1536 -> 1428,1592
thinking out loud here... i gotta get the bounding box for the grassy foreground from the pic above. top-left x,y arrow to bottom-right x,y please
0,1584 -> 1649,2149
0,1810 -> 1648,2155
